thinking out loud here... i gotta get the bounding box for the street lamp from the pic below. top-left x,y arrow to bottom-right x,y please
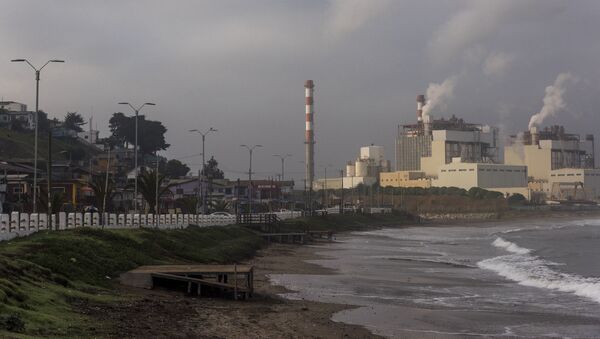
11,58 -> 64,213
272,154 -> 292,181
118,102 -> 155,214
189,128 -> 217,214
241,144 -> 262,214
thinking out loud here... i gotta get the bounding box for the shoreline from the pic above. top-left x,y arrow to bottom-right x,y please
80,242 -> 380,338
74,211 -> 600,338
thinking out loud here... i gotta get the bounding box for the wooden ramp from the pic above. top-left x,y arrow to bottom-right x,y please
120,264 -> 254,300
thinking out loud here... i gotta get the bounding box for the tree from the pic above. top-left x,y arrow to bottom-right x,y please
89,175 -> 116,213
201,156 -> 224,179
164,159 -> 190,178
136,168 -> 173,213
9,118 -> 26,132
109,112 -> 169,155
64,112 -> 85,132
37,111 -> 50,133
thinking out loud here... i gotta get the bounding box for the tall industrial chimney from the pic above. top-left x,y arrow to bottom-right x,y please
305,80 -> 315,209
416,94 -> 425,122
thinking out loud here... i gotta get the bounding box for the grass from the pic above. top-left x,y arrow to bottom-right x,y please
0,127 -> 99,161
279,211 -> 417,233
0,225 -> 264,337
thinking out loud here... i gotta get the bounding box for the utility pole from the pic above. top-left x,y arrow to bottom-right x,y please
241,144 -> 262,214
47,132 -> 52,230
103,145 -> 111,228
339,169 -> 344,214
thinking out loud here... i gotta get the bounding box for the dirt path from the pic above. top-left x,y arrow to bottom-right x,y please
77,243 -> 378,338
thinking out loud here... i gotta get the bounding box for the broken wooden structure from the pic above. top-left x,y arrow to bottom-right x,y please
120,264 -> 254,300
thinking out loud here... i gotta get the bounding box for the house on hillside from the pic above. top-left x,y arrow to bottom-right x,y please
0,101 -> 36,130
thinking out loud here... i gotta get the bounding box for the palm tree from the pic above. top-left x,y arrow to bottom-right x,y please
37,189 -> 66,214
89,175 -> 116,213
211,199 -> 231,213
136,168 -> 172,213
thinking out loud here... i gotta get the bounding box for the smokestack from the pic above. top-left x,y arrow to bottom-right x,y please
416,94 -> 425,122
305,80 -> 315,205
530,126 -> 539,146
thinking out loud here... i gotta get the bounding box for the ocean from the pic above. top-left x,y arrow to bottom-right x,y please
269,217 -> 600,338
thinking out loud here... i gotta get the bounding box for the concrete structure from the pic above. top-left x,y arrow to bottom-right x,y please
433,158 -> 528,197
505,125 -> 595,181
304,80 -> 315,200
314,145 -> 390,190
380,171 -> 431,188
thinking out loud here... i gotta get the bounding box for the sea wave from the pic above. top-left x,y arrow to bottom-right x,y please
479,237 -> 600,304
492,237 -> 531,255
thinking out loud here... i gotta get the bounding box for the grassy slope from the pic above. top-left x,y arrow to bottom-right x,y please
0,127 -> 99,161
0,226 -> 264,338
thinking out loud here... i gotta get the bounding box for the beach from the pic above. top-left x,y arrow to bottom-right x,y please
81,243 -> 379,338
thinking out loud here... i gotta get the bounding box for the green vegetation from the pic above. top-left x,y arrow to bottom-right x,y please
0,127 -> 99,161
0,226 -> 263,337
279,212 -> 416,233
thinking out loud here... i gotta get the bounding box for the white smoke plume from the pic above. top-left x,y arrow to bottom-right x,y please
422,76 -> 457,118
528,72 -> 578,129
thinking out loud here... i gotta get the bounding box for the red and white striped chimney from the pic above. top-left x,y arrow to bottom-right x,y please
305,80 -> 315,193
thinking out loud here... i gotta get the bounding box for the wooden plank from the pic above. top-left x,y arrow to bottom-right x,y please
129,264 -> 253,274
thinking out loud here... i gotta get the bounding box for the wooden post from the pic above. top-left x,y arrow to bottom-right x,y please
234,264 -> 238,300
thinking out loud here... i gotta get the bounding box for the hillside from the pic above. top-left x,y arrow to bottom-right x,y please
0,127 -> 100,162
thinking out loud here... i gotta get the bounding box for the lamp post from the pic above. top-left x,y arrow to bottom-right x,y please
11,58 -> 64,213
240,144 -> 262,214
272,154 -> 291,181
339,169 -> 344,214
118,102 -> 155,214
189,128 -> 217,214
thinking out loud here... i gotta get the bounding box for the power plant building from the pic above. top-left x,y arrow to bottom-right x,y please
505,125 -> 598,200
384,94 -> 528,197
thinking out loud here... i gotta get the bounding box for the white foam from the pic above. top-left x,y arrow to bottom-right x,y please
479,238 -> 600,304
492,237 -> 531,255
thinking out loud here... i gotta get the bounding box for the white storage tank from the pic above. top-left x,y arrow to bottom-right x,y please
355,160 -> 368,177
346,162 -> 356,177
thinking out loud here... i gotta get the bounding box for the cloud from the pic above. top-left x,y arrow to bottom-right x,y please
428,0 -> 564,65
483,52 -> 515,77
326,0 -> 391,38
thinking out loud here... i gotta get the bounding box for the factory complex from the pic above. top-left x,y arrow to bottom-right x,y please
313,93 -> 598,203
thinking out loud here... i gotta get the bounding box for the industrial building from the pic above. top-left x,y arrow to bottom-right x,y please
503,125 -> 598,201
313,145 -> 389,190
396,95 -> 499,177
433,159 -> 528,197
504,125 -> 595,181
383,94 -> 528,197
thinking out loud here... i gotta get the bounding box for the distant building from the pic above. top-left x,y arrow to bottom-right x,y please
0,101 -> 36,130
314,145 -> 390,190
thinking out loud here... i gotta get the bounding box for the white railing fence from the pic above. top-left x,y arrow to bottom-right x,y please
0,210 -> 304,242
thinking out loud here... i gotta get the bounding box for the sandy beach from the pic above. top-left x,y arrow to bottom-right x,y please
80,242 -> 379,338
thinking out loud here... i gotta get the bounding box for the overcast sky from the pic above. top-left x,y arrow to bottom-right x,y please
1,0 -> 599,181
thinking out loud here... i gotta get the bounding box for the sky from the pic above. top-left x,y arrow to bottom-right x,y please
1,0 -> 600,182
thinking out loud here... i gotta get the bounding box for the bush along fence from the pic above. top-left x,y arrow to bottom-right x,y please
0,211 -> 304,242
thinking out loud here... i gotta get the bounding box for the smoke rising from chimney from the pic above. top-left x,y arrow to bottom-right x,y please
528,72 -> 578,130
422,76 -> 457,118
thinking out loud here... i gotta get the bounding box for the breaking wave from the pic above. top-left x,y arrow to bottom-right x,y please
492,237 -> 531,255
479,237 -> 600,304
